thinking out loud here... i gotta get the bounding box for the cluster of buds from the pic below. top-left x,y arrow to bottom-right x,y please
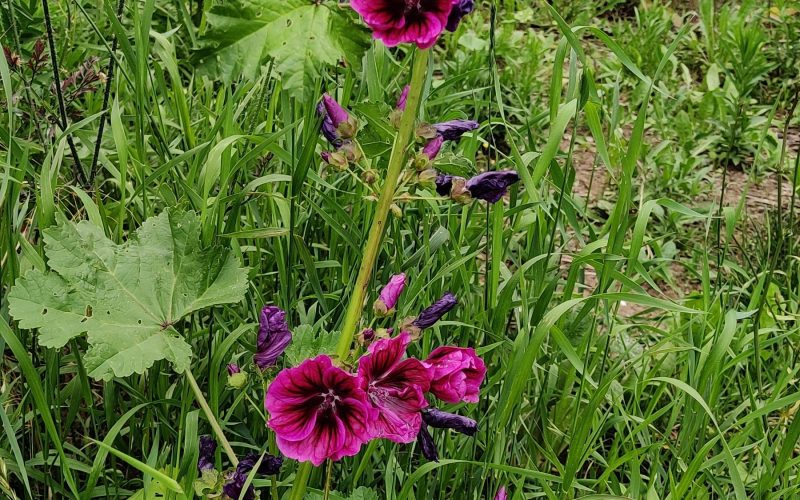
3,39 -> 47,75
54,56 -> 106,100
318,94 -> 361,171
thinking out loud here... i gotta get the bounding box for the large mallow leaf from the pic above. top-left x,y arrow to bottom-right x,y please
193,0 -> 370,96
8,210 -> 249,380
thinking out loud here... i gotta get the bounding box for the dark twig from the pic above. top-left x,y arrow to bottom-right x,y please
89,0 -> 126,184
42,0 -> 89,187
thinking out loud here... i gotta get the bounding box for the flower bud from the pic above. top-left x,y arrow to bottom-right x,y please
373,273 -> 406,316
390,203 -> 403,219
433,119 -> 479,141
422,408 -> 478,436
435,175 -> 454,196
422,135 -> 444,161
362,169 -> 378,184
446,0 -> 475,32
416,123 -> 439,141
413,292 -> 458,329
356,328 -> 376,347
450,177 -> 472,204
418,169 -> 438,190
397,85 -> 410,111
338,140 -> 362,162
466,171 -> 520,203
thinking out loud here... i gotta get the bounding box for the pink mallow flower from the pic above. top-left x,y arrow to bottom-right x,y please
373,273 -> 407,316
351,0 -> 455,49
424,346 -> 486,403
265,356 -> 373,466
358,333 -> 432,443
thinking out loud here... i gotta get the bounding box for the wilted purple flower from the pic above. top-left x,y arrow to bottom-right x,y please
222,453 -> 283,500
374,273 -> 407,316
495,486 -> 508,500
254,305 -> 292,370
227,363 -> 240,375
466,171 -> 520,203
435,175 -> 454,196
446,0 -> 475,32
416,425 -> 439,462
422,408 -> 478,436
433,120 -> 479,141
422,136 -> 444,161
397,85 -> 410,110
413,292 -> 458,329
197,435 -> 216,472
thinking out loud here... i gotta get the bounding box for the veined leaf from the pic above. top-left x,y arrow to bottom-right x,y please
8,210 -> 249,380
194,0 -> 370,96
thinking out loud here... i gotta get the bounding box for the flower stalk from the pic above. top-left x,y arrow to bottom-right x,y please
334,48 -> 430,361
289,48 -> 430,500
185,368 -> 239,466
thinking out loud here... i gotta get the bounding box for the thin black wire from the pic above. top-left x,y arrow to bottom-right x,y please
42,0 -> 89,187
89,0 -> 126,185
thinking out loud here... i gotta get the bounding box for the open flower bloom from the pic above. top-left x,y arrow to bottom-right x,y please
466,171 -> 520,203
266,356 -> 372,466
416,424 -> 439,461
424,346 -> 486,403
413,292 -> 458,329
254,305 -> 292,370
351,0 -> 454,49
422,408 -> 478,435
446,0 -> 475,31
374,273 -> 407,316
222,453 -> 283,500
358,333 -> 432,443
433,119 -> 479,140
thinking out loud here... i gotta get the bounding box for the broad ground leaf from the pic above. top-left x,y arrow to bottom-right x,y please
194,0 -> 369,96
8,210 -> 249,380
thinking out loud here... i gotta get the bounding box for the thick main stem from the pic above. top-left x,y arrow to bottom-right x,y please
334,48 -> 429,361
185,368 -> 239,466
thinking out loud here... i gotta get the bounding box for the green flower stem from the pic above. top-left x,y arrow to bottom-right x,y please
289,47 -> 430,500
185,368 -> 239,466
334,47 -> 430,361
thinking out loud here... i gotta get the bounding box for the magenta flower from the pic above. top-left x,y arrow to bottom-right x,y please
424,346 -> 486,403
413,292 -> 458,329
351,0 -> 455,49
422,408 -> 478,435
495,486 -> 508,500
254,305 -> 292,370
266,356 -> 373,466
422,135 -> 445,161
374,273 -> 407,315
446,0 -> 475,31
466,170 -> 520,203
397,85 -> 410,110
433,119 -> 479,140
358,333 -> 432,443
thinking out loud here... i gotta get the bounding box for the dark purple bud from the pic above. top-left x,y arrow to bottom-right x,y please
360,328 -> 375,342
422,135 -> 444,161
465,170 -> 520,204
197,435 -> 216,472
227,363 -> 240,375
322,94 -> 349,129
254,305 -> 292,370
416,425 -> 439,462
433,120 -> 479,141
422,408 -> 478,436
435,175 -> 453,197
413,292 -> 458,329
320,151 -> 332,164
222,453 -> 283,500
446,0 -> 475,32
397,85 -> 410,111
317,101 -> 342,146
